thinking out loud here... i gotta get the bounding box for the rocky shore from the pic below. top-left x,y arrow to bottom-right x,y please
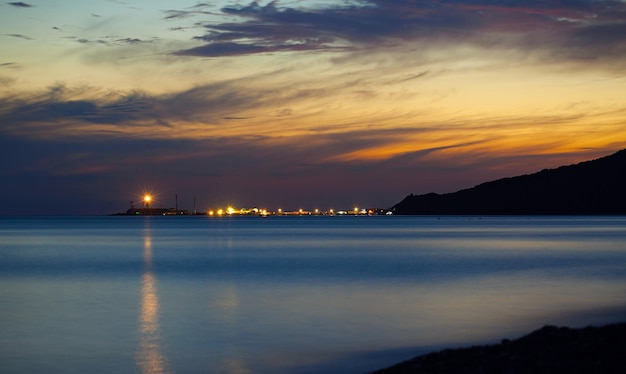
372,323 -> 626,373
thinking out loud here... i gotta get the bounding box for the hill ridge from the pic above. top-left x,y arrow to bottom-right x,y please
372,323 -> 626,373
392,149 -> 626,215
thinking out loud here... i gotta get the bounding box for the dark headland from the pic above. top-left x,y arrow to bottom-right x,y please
392,149 -> 626,215
371,323 -> 626,373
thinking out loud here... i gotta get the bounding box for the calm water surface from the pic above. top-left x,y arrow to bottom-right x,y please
1,216 -> 626,373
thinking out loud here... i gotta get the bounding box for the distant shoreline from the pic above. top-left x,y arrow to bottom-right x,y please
371,322 -> 626,373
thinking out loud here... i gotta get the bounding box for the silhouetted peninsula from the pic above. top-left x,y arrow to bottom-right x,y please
392,149 -> 626,215
372,323 -> 626,374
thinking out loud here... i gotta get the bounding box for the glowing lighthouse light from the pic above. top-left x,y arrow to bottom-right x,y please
143,194 -> 152,208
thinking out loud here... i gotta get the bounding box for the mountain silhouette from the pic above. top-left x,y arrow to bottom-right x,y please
392,149 -> 626,215
372,323 -> 626,374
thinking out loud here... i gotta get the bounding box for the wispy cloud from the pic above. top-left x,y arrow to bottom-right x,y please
0,80 -> 286,136
3,77 -> 624,163
176,40 -> 342,57
67,35 -> 156,47
168,0 -> 626,69
7,1 -> 33,8
163,3 -> 217,21
3,33 -> 32,40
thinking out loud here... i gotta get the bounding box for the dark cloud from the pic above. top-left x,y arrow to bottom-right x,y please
563,22 -> 626,59
177,41 -> 269,56
176,40 -> 338,56
0,79 -> 292,132
71,35 -> 155,46
115,37 -> 148,44
162,2 -> 219,21
163,9 -> 215,20
7,2 -> 33,8
169,0 -> 626,68
3,33 -> 32,40
76,38 -> 109,45
1,85 -> 124,126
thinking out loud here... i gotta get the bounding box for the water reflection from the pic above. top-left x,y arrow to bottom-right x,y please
220,357 -> 253,374
211,284 -> 255,374
137,222 -> 169,374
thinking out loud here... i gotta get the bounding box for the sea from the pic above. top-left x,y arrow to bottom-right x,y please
1,215 -> 625,374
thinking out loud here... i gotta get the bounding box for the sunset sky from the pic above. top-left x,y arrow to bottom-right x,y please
1,0 -> 625,215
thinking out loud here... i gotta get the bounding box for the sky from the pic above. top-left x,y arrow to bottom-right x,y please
1,0 -> 625,215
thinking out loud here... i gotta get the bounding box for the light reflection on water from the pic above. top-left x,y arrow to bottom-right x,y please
137,222 -> 168,374
0,216 -> 625,374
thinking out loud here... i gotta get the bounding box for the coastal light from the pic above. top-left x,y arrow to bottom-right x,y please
143,194 -> 152,208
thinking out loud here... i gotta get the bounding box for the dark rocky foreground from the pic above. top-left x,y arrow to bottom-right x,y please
371,323 -> 626,373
